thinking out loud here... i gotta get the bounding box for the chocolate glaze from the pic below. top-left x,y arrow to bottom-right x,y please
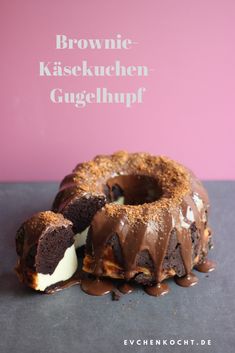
84,182 -> 210,286
195,259 -> 216,273
145,282 -> 170,297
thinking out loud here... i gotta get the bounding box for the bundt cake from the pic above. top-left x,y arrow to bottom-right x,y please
50,151 -> 214,296
15,211 -> 78,292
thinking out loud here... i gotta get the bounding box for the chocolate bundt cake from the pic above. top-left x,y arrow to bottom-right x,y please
15,211 -> 78,292
51,151 -> 214,296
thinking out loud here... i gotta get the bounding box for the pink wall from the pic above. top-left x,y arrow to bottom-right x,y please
1,0 -> 235,181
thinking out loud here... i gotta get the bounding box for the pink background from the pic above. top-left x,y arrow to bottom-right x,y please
1,0 -> 235,181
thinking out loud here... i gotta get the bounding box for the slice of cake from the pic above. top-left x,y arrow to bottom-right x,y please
15,211 -> 78,292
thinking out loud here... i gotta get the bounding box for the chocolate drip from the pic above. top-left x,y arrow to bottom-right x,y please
81,277 -> 114,296
118,283 -> 134,294
175,272 -> 198,287
88,208 -> 173,283
195,259 -> 216,273
145,282 -> 170,297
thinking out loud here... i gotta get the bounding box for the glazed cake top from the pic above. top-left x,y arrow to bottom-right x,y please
56,151 -> 208,225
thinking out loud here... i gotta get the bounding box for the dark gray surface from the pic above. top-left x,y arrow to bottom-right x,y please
0,182 -> 234,353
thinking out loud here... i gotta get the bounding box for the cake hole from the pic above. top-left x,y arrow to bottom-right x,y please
106,175 -> 163,205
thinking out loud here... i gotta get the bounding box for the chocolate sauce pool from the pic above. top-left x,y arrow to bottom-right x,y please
45,258 -> 216,298
81,277 -> 114,296
145,283 -> 170,297
195,259 -> 216,273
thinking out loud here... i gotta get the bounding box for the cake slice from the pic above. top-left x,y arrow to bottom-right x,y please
15,211 -> 78,292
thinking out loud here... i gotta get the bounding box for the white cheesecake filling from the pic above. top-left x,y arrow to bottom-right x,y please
74,227 -> 89,248
35,244 -> 78,291
74,196 -> 125,249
